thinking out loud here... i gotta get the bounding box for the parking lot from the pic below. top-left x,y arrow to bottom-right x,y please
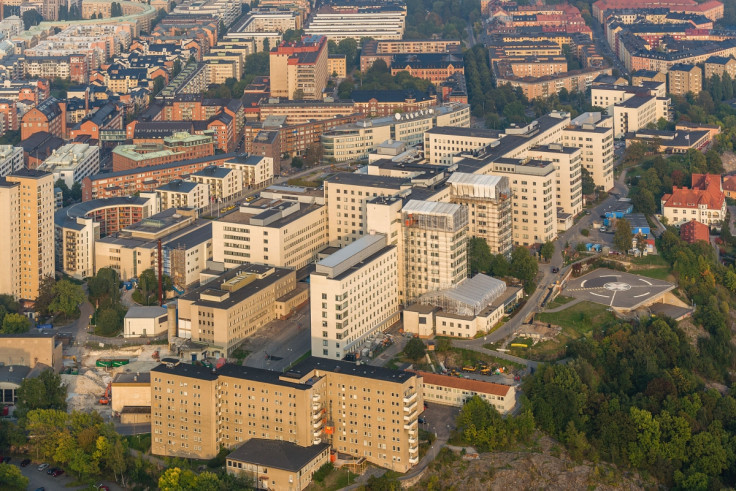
419,403 -> 460,440
15,459 -> 123,491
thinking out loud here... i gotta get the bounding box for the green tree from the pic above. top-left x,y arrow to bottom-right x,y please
614,218 -> 633,253
96,307 -> 124,336
468,237 -> 492,274
159,467 -> 197,491
48,279 -> 85,318
581,167 -> 595,195
337,79 -> 354,99
0,463 -> 29,490
488,254 -> 510,277
88,267 -> 120,306
22,10 -> 42,29
1,313 -> 29,334
510,247 -> 538,293
34,275 -> 56,317
404,337 -> 426,361
292,89 -> 305,99
15,370 -> 67,420
540,241 -> 554,262
632,188 -> 656,215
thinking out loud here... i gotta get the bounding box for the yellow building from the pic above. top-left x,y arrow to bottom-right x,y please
0,332 -> 63,372
174,264 -> 299,356
327,54 -> 346,78
668,63 -> 702,96
0,170 -> 54,300
111,371 -> 151,423
151,357 -> 422,471
269,35 -> 329,100
415,370 -> 516,414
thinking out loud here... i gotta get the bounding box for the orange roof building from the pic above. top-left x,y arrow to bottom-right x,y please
413,370 -> 516,414
679,219 -> 710,244
661,173 -> 726,228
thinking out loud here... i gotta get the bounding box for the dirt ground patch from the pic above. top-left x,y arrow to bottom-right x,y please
722,151 -> 736,173
413,435 -> 648,491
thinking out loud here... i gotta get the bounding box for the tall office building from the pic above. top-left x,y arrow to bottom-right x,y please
310,234 -> 399,360
0,170 -> 54,300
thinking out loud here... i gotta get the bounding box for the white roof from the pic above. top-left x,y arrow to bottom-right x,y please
402,199 -> 463,217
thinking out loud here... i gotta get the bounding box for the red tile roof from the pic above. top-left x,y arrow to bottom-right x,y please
723,175 -> 736,192
662,173 -> 724,210
413,370 -> 513,397
680,219 -> 710,243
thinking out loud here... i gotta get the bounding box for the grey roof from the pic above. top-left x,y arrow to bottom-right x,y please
324,172 -> 408,189
157,180 -> 200,193
227,440 -> 330,471
285,356 -> 417,384
164,222 -> 212,249
0,365 -> 31,386
192,166 -> 234,179
125,306 -> 167,319
86,154 -> 238,181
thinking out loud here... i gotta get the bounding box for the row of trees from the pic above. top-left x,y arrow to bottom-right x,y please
337,59 -> 433,99
404,0 -> 481,40
468,238 -> 539,293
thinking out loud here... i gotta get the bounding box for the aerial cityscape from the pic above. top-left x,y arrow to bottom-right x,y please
0,0 -> 733,489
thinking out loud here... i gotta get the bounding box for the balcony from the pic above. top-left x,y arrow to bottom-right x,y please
409,444 -> 419,454
409,456 -> 419,465
313,419 -> 324,429
403,392 -> 417,404
313,438 -> 322,445
408,437 -> 417,445
312,402 -> 321,411
312,410 -> 322,420
312,394 -> 320,402
404,422 -> 415,430
313,430 -> 321,438
403,401 -> 417,413
403,410 -> 417,422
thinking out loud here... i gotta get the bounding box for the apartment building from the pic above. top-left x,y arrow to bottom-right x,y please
269,35 -> 329,100
212,200 -> 327,270
54,216 -> 99,280
151,358 -> 422,471
190,166 -> 242,201
0,170 -> 55,300
221,155 -> 274,189
257,100 -> 357,125
0,145 -> 23,178
528,144 -> 583,219
661,173 -> 726,228
324,173 -> 410,247
390,53 -> 464,85
612,94 -> 669,139
56,194 -> 159,237
310,234 -> 399,360
20,97 -> 65,141
360,38 -> 462,71
447,173 -> 512,257
668,63 -> 702,95
401,200 -> 468,303
321,104 -> 471,162
175,264 -> 299,355
156,180 -> 210,211
38,143 -> 100,188
305,2 -> 407,42
562,112 -> 615,191
173,0 -> 241,25
327,54 -> 346,78
704,55 -> 736,80
82,154 -> 236,200
424,127 -> 500,166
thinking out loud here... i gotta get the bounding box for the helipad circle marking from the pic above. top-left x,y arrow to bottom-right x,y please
604,282 -> 631,291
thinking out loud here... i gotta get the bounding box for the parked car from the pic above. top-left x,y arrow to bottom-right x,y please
2,456 -> 10,463
599,226 -> 607,232
37,463 -> 49,472
46,466 -> 57,475
97,485 -> 110,491
52,469 -> 65,477
34,488 -> 45,491
418,417 -> 427,424
552,267 -> 559,273
20,459 -> 31,467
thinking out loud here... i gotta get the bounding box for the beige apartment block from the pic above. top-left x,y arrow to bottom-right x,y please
704,55 -> 736,80
401,200 -> 468,303
190,166 -> 243,202
111,371 -> 151,421
562,112 -> 615,191
0,170 -> 55,300
175,264 -> 298,356
668,63 -> 702,96
324,173 -> 410,247
222,155 -> 274,189
488,159 -> 557,246
54,216 -> 99,280
528,144 -> 583,219
310,234 -> 399,360
213,199 -> 327,270
447,173 -> 512,257
151,358 -> 422,471
155,180 -> 210,211
423,127 -> 500,166
612,94 -> 667,139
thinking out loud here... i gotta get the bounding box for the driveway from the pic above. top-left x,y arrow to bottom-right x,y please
242,303 -> 311,372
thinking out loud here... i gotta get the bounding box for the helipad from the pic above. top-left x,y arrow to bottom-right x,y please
563,268 -> 675,311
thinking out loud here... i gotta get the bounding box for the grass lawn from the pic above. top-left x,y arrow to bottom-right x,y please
536,301 -> 615,335
311,467 -> 359,490
628,254 -> 669,266
545,295 -> 574,309
511,301 -> 617,361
